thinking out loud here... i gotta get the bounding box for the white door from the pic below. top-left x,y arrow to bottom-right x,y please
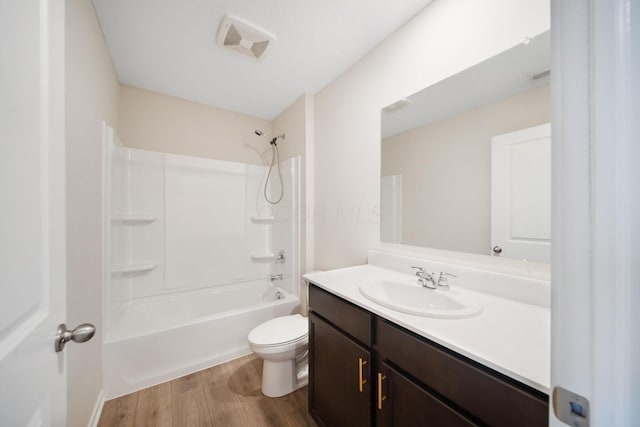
0,0 -> 67,425
491,123 -> 551,262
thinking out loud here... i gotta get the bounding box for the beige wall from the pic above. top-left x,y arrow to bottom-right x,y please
313,0 -> 550,270
272,94 -> 306,161
118,85 -> 272,165
382,85 -> 550,254
65,0 -> 120,425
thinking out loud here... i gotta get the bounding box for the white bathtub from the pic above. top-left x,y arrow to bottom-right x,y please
103,281 -> 299,398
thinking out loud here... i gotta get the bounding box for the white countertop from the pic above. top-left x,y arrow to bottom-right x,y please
304,264 -> 550,394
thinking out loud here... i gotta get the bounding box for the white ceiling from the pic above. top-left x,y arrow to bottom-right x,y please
92,0 -> 433,120
382,31 -> 551,138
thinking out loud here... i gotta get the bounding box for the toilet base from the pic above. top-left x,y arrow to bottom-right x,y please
261,359 -> 307,398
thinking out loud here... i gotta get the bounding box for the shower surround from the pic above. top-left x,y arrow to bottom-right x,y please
102,126 -> 300,397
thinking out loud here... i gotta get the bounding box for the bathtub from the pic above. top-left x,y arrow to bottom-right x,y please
103,281 -> 299,398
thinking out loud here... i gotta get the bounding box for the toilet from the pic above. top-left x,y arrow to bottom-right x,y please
248,314 -> 309,397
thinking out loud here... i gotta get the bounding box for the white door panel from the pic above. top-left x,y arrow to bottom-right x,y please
491,123 -> 551,262
0,0 -> 66,425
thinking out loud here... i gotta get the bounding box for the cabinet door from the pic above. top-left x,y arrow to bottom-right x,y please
309,313 -> 371,427
376,362 -> 477,427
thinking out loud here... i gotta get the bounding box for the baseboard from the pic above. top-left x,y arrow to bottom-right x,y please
88,390 -> 105,427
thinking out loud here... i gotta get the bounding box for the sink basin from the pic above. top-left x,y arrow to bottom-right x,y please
359,279 -> 483,319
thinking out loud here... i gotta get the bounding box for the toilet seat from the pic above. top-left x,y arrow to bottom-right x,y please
248,314 -> 308,347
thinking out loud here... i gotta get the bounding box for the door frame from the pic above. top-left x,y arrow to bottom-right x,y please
551,0 -> 639,424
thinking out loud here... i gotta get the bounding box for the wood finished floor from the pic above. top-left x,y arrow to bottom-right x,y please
98,354 -> 316,427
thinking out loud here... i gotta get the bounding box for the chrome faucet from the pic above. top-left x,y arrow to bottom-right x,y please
269,274 -> 284,282
411,266 -> 437,289
435,271 -> 457,290
411,267 -> 455,290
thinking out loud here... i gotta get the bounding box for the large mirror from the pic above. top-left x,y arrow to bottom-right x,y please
380,31 -> 551,262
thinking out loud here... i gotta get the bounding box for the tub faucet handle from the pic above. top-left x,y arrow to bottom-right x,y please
270,274 -> 284,282
276,250 -> 286,264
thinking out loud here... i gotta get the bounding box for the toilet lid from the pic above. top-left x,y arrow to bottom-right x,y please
248,314 -> 308,347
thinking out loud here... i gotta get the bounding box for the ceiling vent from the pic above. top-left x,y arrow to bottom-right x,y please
216,15 -> 275,61
531,69 -> 551,81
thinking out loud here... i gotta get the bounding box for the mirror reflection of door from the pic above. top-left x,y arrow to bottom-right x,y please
491,124 -> 551,262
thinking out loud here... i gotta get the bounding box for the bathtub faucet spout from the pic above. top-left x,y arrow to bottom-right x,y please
269,274 -> 284,282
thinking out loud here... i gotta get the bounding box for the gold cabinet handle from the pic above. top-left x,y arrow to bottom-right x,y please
358,358 -> 368,392
377,373 -> 387,410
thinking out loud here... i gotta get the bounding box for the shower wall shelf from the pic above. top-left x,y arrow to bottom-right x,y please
111,263 -> 158,275
250,253 -> 275,263
250,215 -> 275,224
111,214 -> 158,225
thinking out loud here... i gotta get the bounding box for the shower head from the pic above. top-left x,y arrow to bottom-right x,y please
254,129 -> 285,146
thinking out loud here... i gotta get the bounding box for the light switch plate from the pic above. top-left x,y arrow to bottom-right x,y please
552,386 -> 590,427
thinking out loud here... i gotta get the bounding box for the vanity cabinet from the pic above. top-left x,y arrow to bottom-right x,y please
376,361 -> 477,427
376,318 -> 548,427
308,283 -> 549,427
308,285 -> 373,427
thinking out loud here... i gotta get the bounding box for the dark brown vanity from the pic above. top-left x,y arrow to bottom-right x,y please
308,283 -> 549,427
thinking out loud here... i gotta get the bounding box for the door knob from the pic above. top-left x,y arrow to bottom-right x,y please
55,323 -> 95,352
492,245 -> 503,255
